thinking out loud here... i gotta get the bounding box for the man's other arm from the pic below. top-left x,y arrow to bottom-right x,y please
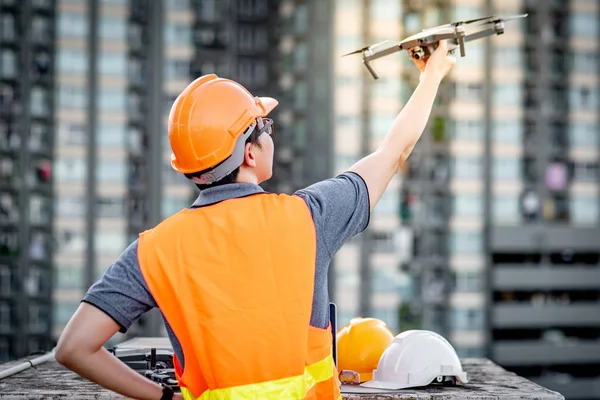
349,41 -> 456,210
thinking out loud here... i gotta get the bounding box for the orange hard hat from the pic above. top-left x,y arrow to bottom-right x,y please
336,317 -> 394,383
168,74 -> 278,179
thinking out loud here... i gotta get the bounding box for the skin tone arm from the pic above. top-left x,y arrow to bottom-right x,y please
55,303 -> 183,400
349,40 -> 456,210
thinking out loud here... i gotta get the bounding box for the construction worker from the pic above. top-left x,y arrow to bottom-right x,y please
55,41 -> 455,400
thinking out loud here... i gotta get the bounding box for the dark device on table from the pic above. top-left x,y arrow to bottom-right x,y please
329,302 -> 338,366
343,14 -> 527,79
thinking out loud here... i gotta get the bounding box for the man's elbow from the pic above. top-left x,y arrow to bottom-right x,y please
55,335 -> 79,367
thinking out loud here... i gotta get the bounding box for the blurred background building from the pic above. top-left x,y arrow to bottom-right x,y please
0,0 -> 598,398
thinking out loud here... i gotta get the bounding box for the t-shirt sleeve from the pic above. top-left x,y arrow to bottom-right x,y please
295,171 -> 370,255
82,239 -> 157,333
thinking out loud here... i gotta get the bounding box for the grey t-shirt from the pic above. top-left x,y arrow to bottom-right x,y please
83,171 -> 370,369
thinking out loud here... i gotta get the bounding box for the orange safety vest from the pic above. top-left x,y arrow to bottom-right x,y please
138,193 -> 341,400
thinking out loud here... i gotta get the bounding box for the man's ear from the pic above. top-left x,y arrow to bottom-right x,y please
244,142 -> 257,168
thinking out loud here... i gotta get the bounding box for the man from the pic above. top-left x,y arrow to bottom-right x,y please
55,41 -> 455,400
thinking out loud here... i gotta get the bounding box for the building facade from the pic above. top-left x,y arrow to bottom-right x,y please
0,0 -> 57,362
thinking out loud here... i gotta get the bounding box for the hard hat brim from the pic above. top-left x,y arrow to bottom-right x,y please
256,96 -> 278,117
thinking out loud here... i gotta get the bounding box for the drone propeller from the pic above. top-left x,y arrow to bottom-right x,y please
424,15 -> 496,31
342,40 -> 389,57
476,13 -> 528,25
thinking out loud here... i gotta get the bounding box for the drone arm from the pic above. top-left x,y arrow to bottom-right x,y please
463,27 -> 502,43
364,44 -> 403,63
363,45 -> 402,79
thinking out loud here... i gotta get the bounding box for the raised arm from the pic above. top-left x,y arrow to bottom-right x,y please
349,40 -> 456,210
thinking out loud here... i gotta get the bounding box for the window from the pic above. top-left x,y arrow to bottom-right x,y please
454,271 -> 483,292
55,157 -> 86,182
57,50 -> 87,74
0,338 -> 9,362
569,123 -> 598,147
572,162 -> 598,182
570,12 -> 599,37
56,195 -> 85,217
570,51 -> 598,74
373,190 -> 398,216
371,0 -> 401,19
58,85 -> 86,109
165,24 -> 191,45
195,0 -> 220,22
453,195 -> 482,218
371,231 -> 396,253
454,83 -> 483,102
493,47 -> 522,68
450,307 -> 484,330
449,231 -> 482,254
493,84 -> 522,106
0,266 -> 11,297
57,123 -> 87,146
370,114 -> 396,138
165,59 -> 189,80
0,49 -> 17,78
99,16 -> 126,39
97,159 -> 125,182
570,86 -> 598,109
458,42 -> 484,67
162,196 -> 189,218
97,124 -> 125,148
1,14 -> 16,41
0,303 -> 10,333
372,79 -> 402,98
29,87 -> 49,117
452,156 -> 482,180
451,120 -> 483,142
96,196 -> 124,218
28,303 -> 49,333
493,157 -> 521,181
293,41 -> 309,72
56,302 -> 79,325
96,230 -> 125,253
570,195 -> 599,225
167,0 -> 189,11
451,5 -> 482,21
294,82 -> 308,109
493,195 -> 520,224
32,16 -> 51,43
99,88 -> 126,111
0,231 -> 19,257
493,121 -> 522,143
336,36 -> 361,54
56,229 -> 86,256
99,52 -> 126,75
29,195 -> 51,225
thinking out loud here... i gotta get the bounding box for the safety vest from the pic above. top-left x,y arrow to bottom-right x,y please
138,193 -> 341,400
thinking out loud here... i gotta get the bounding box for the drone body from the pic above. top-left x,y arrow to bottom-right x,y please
343,14 -> 527,79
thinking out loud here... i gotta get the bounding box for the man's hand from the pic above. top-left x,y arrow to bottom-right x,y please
349,40 -> 455,210
413,40 -> 456,83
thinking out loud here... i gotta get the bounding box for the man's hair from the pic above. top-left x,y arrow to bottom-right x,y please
185,122 -> 264,191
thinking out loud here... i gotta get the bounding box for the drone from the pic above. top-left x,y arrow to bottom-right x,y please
343,14 -> 528,79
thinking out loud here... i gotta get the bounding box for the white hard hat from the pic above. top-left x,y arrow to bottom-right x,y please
361,330 -> 468,390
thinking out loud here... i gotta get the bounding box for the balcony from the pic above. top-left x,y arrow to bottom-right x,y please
490,225 -> 600,252
493,265 -> 600,291
493,302 -> 600,328
492,339 -> 600,366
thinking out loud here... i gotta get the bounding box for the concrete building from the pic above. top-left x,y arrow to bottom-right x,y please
0,0 -> 57,362
398,0 -> 600,397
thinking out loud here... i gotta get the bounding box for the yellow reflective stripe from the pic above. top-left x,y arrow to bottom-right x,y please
181,354 -> 335,400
